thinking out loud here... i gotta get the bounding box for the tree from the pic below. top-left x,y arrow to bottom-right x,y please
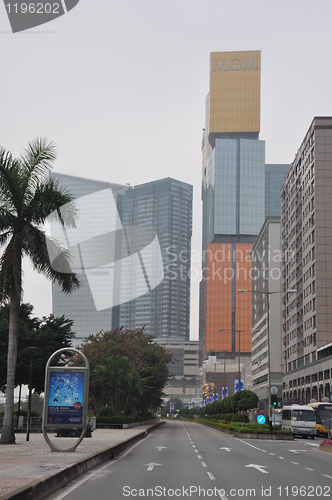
78,327 -> 172,417
233,389 -> 258,413
0,139 -> 80,444
0,303 -> 75,394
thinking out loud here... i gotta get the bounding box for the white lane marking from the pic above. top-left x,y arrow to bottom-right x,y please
305,467 -> 314,471
218,491 -> 229,500
269,453 -> 275,456
207,472 -> 215,480
52,433 -> 152,499
195,449 -> 198,453
197,455 -> 202,459
305,442 -> 319,446
144,463 -> 163,471
278,457 -> 284,460
322,474 -> 332,479
235,438 -> 267,453
155,446 -> 167,451
202,462 -> 207,467
291,462 -> 299,465
289,449 -> 307,454
220,447 -> 232,452
245,464 -> 268,474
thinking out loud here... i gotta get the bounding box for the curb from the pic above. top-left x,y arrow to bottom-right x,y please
0,421 -> 165,500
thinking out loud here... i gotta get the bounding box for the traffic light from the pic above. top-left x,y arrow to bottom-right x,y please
271,394 -> 277,407
182,387 -> 186,394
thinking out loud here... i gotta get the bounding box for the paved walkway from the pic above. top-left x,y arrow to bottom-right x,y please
0,422 -> 163,499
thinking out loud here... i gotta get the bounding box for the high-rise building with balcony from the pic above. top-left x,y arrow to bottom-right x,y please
281,117 -> 332,403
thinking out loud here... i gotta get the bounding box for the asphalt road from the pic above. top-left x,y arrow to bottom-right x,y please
49,420 -> 332,500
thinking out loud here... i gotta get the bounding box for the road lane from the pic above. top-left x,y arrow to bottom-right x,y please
51,420 -> 332,500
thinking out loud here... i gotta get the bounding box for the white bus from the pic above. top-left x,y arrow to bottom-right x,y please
282,404 -> 316,438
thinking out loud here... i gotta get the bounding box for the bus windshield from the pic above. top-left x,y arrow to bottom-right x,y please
292,410 -> 315,422
317,405 -> 332,424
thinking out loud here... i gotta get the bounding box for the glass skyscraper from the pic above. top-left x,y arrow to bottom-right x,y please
200,52 -> 290,392
265,164 -> 290,217
50,173 -> 192,343
200,51 -> 265,374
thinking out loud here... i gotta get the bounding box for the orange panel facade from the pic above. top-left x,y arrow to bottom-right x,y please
205,243 -> 253,355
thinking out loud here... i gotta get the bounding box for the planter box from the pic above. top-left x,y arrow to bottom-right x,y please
319,443 -> 332,453
199,422 -> 294,440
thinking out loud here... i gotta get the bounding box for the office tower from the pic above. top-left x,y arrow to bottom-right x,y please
200,51 -> 265,384
251,216 -> 282,411
118,178 -> 193,340
281,117 -> 332,403
50,174 -> 192,343
265,164 -> 290,217
51,173 -> 126,343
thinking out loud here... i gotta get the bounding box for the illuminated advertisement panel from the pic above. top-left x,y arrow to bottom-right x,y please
45,368 -> 86,427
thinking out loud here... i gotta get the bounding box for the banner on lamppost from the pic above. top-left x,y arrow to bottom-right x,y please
222,387 -> 224,400
240,380 -> 244,391
225,387 -> 228,397
234,379 -> 239,394
216,393 -> 218,401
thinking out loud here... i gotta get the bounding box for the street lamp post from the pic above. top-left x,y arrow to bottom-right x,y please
219,328 -> 243,395
26,347 -> 38,442
238,288 -> 297,433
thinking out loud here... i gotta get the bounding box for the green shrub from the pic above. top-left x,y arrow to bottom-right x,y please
231,414 -> 249,423
98,406 -> 115,418
224,413 -> 235,423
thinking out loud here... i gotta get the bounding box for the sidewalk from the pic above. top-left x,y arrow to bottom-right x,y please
0,421 -> 164,500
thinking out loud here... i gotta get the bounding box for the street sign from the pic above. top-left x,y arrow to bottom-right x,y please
257,415 -> 266,425
271,386 -> 278,395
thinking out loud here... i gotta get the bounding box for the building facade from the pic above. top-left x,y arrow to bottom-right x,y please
281,117 -> 332,403
251,216 -> 283,411
118,178 -> 193,339
200,51 -> 265,372
265,164 -> 290,217
51,174 -> 192,343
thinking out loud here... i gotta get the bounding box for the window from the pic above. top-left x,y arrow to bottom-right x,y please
313,298 -> 316,310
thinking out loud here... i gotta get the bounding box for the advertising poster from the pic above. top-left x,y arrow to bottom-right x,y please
47,371 -> 85,426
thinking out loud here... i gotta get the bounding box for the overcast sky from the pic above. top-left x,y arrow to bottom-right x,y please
1,0 -> 332,341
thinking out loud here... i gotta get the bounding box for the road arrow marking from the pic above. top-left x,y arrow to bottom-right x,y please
220,447 -> 232,452
289,449 -> 307,454
144,463 -> 163,471
155,447 -> 167,451
245,464 -> 268,474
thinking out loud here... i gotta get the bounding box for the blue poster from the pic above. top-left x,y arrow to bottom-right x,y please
47,371 -> 85,426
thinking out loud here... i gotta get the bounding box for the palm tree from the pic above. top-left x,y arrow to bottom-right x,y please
0,138 -> 80,444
